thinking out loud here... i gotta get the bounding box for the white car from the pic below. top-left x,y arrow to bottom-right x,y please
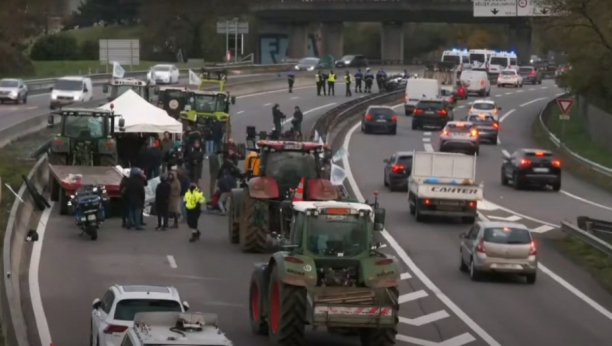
497,70 -> 523,88
91,285 -> 189,346
467,99 -> 501,120
147,64 -> 180,84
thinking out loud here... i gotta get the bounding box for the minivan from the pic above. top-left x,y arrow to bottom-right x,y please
404,78 -> 440,116
459,70 -> 490,97
50,76 -> 93,109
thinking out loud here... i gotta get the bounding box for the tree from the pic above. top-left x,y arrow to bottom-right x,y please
67,0 -> 141,28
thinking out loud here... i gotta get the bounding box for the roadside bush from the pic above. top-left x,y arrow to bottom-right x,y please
30,34 -> 79,61
79,40 -> 99,60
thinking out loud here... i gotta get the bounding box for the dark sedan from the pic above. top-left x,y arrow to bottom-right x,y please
335,54 -> 368,68
361,105 -> 397,134
518,66 -> 542,84
501,149 -> 561,191
383,152 -> 413,191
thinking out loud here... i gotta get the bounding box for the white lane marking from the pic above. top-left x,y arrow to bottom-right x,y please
401,272 -> 412,280
517,90 -> 524,93
281,103 -> 336,125
30,202 -> 55,346
423,132 -> 432,136
423,143 -> 434,152
399,290 -> 428,304
422,137 -> 431,142
531,225 -> 555,233
236,110 -> 244,114
560,190 -> 612,212
456,105 -> 465,109
478,213 -> 612,321
343,122 -> 498,345
497,136 -> 501,145
502,149 -> 510,157
482,200 -> 557,228
399,311 -> 451,326
397,333 -> 476,346
505,92 -> 513,95
486,215 -> 522,222
529,88 -> 536,91
520,97 -> 546,107
477,200 -> 500,211
167,255 -> 177,268
263,103 -> 272,106
541,87 -> 548,89
498,109 -> 515,123
290,96 -> 300,99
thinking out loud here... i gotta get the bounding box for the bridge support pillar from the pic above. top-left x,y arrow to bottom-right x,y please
509,22 -> 532,64
381,22 -> 404,64
321,22 -> 344,59
287,23 -> 309,59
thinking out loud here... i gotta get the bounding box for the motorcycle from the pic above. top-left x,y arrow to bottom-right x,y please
67,184 -> 108,240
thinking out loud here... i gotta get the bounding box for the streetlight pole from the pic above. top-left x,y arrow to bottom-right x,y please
234,18 -> 239,63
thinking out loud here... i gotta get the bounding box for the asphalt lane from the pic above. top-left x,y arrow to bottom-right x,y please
343,81 -> 612,345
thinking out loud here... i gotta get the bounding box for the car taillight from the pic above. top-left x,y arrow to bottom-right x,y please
520,159 -> 531,166
529,241 -> 537,255
476,239 -> 485,253
492,122 -> 499,129
442,129 -> 449,136
365,114 -> 373,120
470,129 -> 478,137
104,325 -> 128,334
480,80 -> 485,87
468,201 -> 476,208
391,164 -> 405,173
438,109 -> 447,116
390,115 -> 397,122
552,160 -> 561,167
414,109 -> 423,115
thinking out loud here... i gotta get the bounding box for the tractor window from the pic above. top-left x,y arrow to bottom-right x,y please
63,116 -> 107,139
290,212 -> 306,246
192,94 -> 225,112
307,215 -> 368,257
264,151 -> 318,191
110,85 -> 134,99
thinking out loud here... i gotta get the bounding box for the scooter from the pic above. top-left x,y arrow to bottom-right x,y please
67,185 -> 108,240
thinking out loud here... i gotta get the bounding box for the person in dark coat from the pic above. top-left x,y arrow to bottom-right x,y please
168,171 -> 181,228
155,175 -> 171,230
160,132 -> 173,173
203,122 -> 215,159
120,173 -> 130,228
212,121 -> 224,152
272,104 -> 286,133
287,69 -> 295,93
148,142 -> 162,179
185,141 -> 204,185
125,168 -> 146,230
165,142 -> 183,171
217,170 -> 237,214
292,106 -> 303,134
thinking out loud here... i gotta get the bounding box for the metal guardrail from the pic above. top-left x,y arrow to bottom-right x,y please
538,95 -> 612,178
560,219 -> 612,257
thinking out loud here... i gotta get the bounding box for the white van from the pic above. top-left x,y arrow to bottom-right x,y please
459,70 -> 490,97
50,76 -> 93,109
404,78 -> 440,116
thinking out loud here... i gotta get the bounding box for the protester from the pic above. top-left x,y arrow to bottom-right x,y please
217,170 -> 236,214
185,183 -> 206,242
168,171 -> 181,228
203,123 -> 215,159
160,132 -> 174,173
125,168 -> 146,230
186,140 -> 204,184
148,141 -> 162,179
155,174 -> 171,230
120,171 -> 130,228
164,141 -> 184,172
212,120 -> 224,153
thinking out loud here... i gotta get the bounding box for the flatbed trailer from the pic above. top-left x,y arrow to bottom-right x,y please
49,164 -> 124,215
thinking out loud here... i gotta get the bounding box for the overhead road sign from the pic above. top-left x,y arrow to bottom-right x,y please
217,21 -> 249,34
557,98 -> 574,115
473,0 -> 517,17
517,0 -> 552,16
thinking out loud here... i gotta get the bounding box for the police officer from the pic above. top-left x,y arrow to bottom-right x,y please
364,68 -> 374,93
344,71 -> 352,97
376,68 -> 387,92
327,70 -> 336,96
287,69 -> 295,93
316,70 -> 326,96
354,68 -> 363,93
185,183 -> 206,242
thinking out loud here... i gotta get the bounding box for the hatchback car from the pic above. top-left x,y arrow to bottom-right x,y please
501,149 -> 561,190
335,54 -> 368,68
294,57 -> 325,71
383,151 -> 413,191
439,121 -> 479,155
467,99 -> 501,120
0,78 -> 28,104
411,99 -> 454,130
517,66 -> 542,84
361,105 -> 397,134
467,114 -> 499,144
497,69 -> 523,88
459,221 -> 538,284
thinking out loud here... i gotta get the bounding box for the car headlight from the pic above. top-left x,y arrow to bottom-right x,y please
294,65 -> 299,70
9,91 -> 17,97
307,66 -> 314,71
344,60 -> 350,64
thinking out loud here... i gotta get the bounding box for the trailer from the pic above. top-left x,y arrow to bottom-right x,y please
407,151 -> 483,223
49,164 -> 124,215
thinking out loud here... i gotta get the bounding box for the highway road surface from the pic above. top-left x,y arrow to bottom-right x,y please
30,75 -> 612,346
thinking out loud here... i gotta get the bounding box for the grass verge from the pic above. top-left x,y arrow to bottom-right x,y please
551,237 -> 612,293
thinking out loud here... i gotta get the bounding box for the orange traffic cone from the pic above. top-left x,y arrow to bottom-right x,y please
293,178 -> 305,201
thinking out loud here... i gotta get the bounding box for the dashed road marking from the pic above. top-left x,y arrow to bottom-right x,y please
541,87 -> 548,89
423,137 -> 430,142
502,149 -> 510,157
263,102 -> 272,106
167,255 -> 177,268
236,110 -> 244,114
290,96 -> 300,99
531,225 -> 555,233
399,311 -> 451,326
424,143 -> 434,152
423,132 -> 431,136
399,290 -> 429,304
505,92 -> 513,95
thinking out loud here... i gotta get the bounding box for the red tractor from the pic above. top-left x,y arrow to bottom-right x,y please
227,139 -> 337,253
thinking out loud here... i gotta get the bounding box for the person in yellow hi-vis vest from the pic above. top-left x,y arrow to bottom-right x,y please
184,183 -> 206,242
344,71 -> 352,97
244,151 -> 260,176
327,70 -> 336,96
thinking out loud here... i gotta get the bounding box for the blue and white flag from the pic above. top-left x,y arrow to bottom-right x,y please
112,61 -> 125,78
330,162 -> 347,186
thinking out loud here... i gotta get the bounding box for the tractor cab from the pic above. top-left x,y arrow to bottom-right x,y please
47,107 -> 124,166
102,78 -> 152,102
153,85 -> 192,119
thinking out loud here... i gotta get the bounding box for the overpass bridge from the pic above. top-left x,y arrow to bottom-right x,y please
250,0 -> 532,64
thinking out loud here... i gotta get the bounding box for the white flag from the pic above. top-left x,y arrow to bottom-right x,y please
189,69 -> 201,85
332,146 -> 348,163
313,130 -> 320,142
112,61 -> 125,78
330,162 -> 347,186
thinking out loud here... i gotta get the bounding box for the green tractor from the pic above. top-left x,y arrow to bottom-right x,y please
46,108 -> 124,166
248,198 -> 400,346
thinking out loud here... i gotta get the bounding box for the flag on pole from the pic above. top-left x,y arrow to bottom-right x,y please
332,145 -> 348,163
111,61 -> 125,78
188,70 -> 201,85
330,163 -> 347,186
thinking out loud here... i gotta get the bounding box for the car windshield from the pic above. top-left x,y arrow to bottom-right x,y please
483,227 -> 531,244
519,67 -> 534,73
163,89 -> 187,99
54,79 -> 82,91
369,107 -> 394,118
442,55 -> 461,64
501,71 -> 516,76
446,123 -> 472,133
441,89 -> 453,96
191,94 -> 225,112
114,299 -> 182,321
473,103 -> 495,110
153,66 -> 171,71
63,116 -> 107,139
469,53 -> 485,63
468,115 -> 495,122
490,57 -> 508,67
417,101 -> 444,110
299,58 -> 319,65
0,80 -> 18,87
264,151 -> 318,191
307,214 -> 368,257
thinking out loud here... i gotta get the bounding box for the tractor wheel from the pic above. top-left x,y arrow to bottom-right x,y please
239,191 -> 269,253
99,154 -> 117,166
358,287 -> 399,346
249,270 -> 268,335
267,265 -> 306,346
227,195 -> 239,244
58,188 -> 69,215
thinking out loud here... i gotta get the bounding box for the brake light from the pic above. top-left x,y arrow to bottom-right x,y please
480,80 -> 485,87
520,159 -> 531,166
326,208 -> 350,215
552,160 -> 561,167
468,201 -> 476,208
476,239 -> 485,253
442,129 -> 449,136
492,122 -> 499,129
284,256 -> 304,264
104,325 -> 128,334
365,114 -> 372,121
414,109 -> 423,115
529,241 -> 537,255
424,199 -> 431,205
376,258 -> 394,265
470,129 -> 478,137
391,164 -> 405,173
535,151 -> 545,156
390,115 -> 397,122
438,109 -> 447,116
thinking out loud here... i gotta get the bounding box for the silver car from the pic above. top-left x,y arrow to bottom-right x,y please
0,78 -> 28,104
438,121 -> 479,155
459,221 -> 538,284
467,99 -> 500,120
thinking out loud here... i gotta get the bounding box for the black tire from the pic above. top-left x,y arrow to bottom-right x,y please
50,178 -> 60,201
99,154 -> 117,166
390,127 -> 397,135
23,94 -> 27,104
89,227 -> 98,241
59,188 -> 69,215
411,121 -> 418,130
460,253 -> 468,272
415,204 -> 424,222
383,173 -> 388,187
525,273 -> 537,284
358,287 -> 398,346
227,195 -> 239,244
552,181 -> 561,191
462,216 -> 475,224
501,169 -> 508,186
492,135 -> 498,145
513,172 -> 522,190
249,270 -> 268,335
239,191 -> 269,253
267,265 -> 306,346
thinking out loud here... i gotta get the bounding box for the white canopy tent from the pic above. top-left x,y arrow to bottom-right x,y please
99,90 -> 183,133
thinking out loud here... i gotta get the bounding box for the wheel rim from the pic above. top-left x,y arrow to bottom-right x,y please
251,283 -> 260,322
270,281 -> 281,334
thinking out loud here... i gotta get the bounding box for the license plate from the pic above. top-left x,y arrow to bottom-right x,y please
491,263 -> 520,269
283,142 -> 303,149
376,119 -> 386,122
425,111 -> 434,114
87,215 -> 96,221
533,168 -> 549,173
439,201 -> 459,206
